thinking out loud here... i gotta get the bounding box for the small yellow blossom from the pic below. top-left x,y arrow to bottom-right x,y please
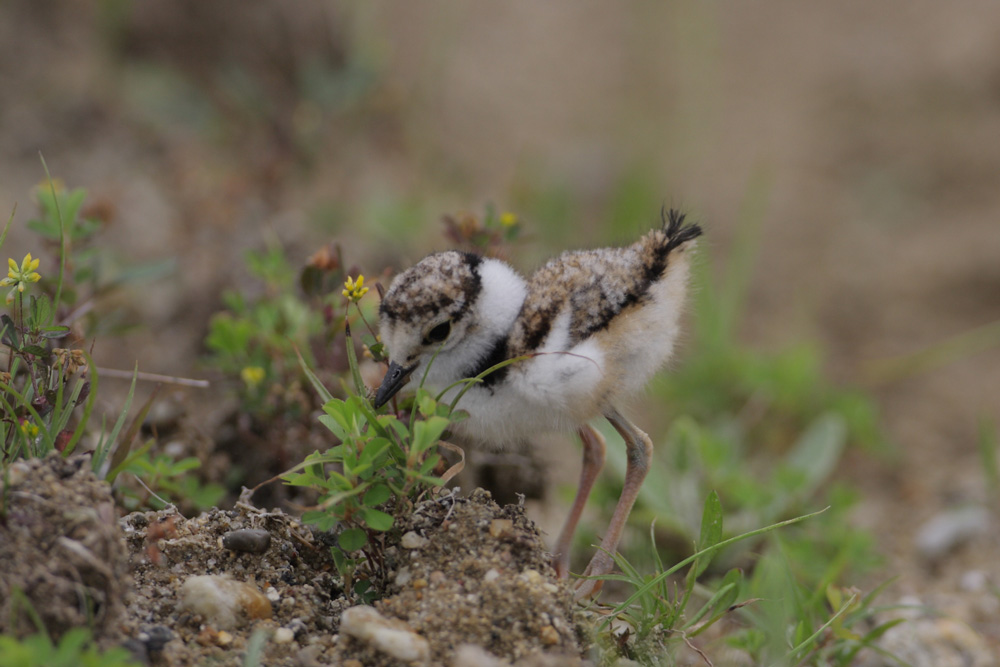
499,211 -> 518,227
19,420 -> 39,439
1,253 -> 42,305
34,178 -> 65,196
241,366 -> 266,388
342,274 -> 369,302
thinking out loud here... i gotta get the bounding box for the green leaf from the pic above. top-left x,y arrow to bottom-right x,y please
417,391 -> 437,418
358,438 -> 390,468
40,325 -> 71,339
338,527 -> 367,552
716,567 -> 742,611
302,510 -> 337,532
692,490 -> 724,578
318,414 -> 348,440
344,322 -> 366,396
29,294 -> 52,328
1,314 -> 20,349
685,568 -> 743,635
322,397 -> 363,436
361,507 -> 394,531
783,413 -> 846,497
363,483 -> 391,507
417,453 -> 441,476
411,416 -> 449,455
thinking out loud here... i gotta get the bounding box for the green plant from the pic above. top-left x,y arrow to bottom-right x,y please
117,451 -> 226,511
0,182 -> 97,462
593,494 -> 899,666
282,305 -> 469,600
729,546 -> 903,666
0,629 -> 140,667
204,243 -> 344,420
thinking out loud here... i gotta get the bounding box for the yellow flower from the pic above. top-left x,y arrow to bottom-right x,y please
499,211 -> 518,227
342,274 -> 369,302
34,178 -> 65,195
1,253 -> 42,304
19,419 -> 39,439
241,366 -> 266,388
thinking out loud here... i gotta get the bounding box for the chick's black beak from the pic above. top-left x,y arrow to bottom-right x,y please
374,361 -> 415,409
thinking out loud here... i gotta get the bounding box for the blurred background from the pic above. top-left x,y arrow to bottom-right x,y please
1,0 -> 998,640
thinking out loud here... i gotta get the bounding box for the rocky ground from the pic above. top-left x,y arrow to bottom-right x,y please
3,454 -> 590,666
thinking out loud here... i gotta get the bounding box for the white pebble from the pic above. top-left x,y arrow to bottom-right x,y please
400,531 -> 429,549
340,605 -> 430,663
960,570 -> 988,592
520,569 -> 543,585
915,506 -> 990,560
177,575 -> 272,630
272,627 -> 295,644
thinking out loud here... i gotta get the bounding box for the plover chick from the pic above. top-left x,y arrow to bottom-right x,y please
374,209 -> 702,597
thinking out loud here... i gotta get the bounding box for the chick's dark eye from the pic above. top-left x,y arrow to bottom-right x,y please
424,321 -> 451,345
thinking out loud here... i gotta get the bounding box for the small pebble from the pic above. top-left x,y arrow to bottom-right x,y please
520,569 -> 543,585
296,644 -> 324,667
339,605 -> 430,663
273,627 -> 295,644
222,528 -> 272,553
453,644 -> 507,667
4,461 -> 29,487
914,506 -> 990,561
489,519 -> 514,538
539,624 -> 560,646
216,631 -> 234,646
400,531 -> 429,549
483,568 -> 500,583
287,618 -> 308,637
196,628 -> 217,647
266,586 -> 281,603
178,575 -> 273,629
142,625 -> 173,653
413,578 -> 428,590
960,570 -> 988,593
395,567 -> 412,587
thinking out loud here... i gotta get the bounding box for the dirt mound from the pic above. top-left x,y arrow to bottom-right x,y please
0,453 -> 129,642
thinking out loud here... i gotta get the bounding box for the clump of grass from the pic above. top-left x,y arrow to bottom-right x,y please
0,628 -> 140,667
589,493 -> 900,665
